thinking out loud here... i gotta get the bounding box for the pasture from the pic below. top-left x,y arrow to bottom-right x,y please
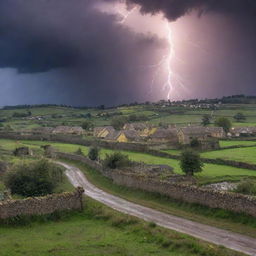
1,139 -> 256,184
202,147 -> 256,165
1,103 -> 256,130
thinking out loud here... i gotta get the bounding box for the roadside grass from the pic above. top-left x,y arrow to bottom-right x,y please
2,139 -> 256,184
202,147 -> 256,165
0,197 -> 243,256
62,159 -> 256,239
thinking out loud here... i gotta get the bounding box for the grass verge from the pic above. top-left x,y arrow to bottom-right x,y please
0,197 -> 245,256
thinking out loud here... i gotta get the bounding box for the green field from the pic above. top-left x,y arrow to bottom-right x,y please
220,140 -> 256,147
202,147 -> 256,165
1,103 -> 256,130
1,139 -> 256,184
0,197 -> 241,256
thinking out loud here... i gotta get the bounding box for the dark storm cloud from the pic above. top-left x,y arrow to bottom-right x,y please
0,0 -> 164,105
124,0 -> 256,21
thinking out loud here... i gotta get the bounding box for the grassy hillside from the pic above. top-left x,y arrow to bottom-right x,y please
1,102 -> 256,130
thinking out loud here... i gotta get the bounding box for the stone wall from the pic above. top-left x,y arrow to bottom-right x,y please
0,187 -> 84,219
57,152 -> 256,217
2,132 -> 256,170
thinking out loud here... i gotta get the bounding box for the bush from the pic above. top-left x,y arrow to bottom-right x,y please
233,113 -> 246,122
82,120 -> 94,131
4,159 -> 63,197
103,152 -> 132,169
88,147 -> 100,161
235,180 -> 256,196
180,149 -> 204,176
75,148 -> 84,156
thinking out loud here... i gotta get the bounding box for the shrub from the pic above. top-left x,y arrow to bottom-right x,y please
201,114 -> 211,126
235,180 -> 256,196
82,120 -> 94,131
180,149 -> 204,176
233,113 -> 246,122
88,147 -> 100,161
4,159 -> 63,197
103,152 -> 132,169
75,148 -> 84,156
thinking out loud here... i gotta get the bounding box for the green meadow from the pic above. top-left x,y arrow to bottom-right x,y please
2,139 -> 256,184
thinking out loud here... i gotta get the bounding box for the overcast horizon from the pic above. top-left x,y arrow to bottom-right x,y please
0,0 -> 256,106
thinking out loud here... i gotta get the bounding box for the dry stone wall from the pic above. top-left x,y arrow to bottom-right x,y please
0,187 -> 84,219
57,152 -> 256,218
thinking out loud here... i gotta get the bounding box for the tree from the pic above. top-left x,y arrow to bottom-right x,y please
103,152 -> 132,169
233,113 -> 246,122
111,117 -> 127,130
201,114 -> 211,126
88,147 -> 100,161
180,149 -> 204,176
82,120 -> 94,131
4,159 -> 63,197
214,117 -> 232,133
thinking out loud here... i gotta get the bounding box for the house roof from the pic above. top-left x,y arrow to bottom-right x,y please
150,128 -> 178,139
122,130 -> 140,140
180,126 -> 224,136
231,127 -> 256,134
105,131 -> 121,140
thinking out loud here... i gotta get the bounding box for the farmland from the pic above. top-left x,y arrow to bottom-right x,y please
1,102 -> 256,131
1,139 -> 256,185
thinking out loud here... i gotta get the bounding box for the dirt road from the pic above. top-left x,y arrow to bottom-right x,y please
58,162 -> 256,256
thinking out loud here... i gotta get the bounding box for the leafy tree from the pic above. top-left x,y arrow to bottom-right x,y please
82,120 -> 94,131
103,152 -> 132,169
88,147 -> 100,161
111,117 -> 127,130
214,117 -> 232,133
233,113 -> 246,122
201,114 -> 211,126
4,159 -> 63,197
180,149 -> 204,176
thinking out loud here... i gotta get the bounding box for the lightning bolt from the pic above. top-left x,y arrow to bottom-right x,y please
115,5 -> 138,24
115,4 -> 188,100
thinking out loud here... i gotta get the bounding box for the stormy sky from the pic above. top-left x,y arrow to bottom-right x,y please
0,0 -> 256,106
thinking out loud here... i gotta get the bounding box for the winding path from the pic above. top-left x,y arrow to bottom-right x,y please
58,161 -> 256,256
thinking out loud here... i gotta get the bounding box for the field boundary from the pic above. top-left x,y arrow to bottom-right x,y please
56,152 -> 256,218
2,132 -> 256,171
0,187 -> 84,219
